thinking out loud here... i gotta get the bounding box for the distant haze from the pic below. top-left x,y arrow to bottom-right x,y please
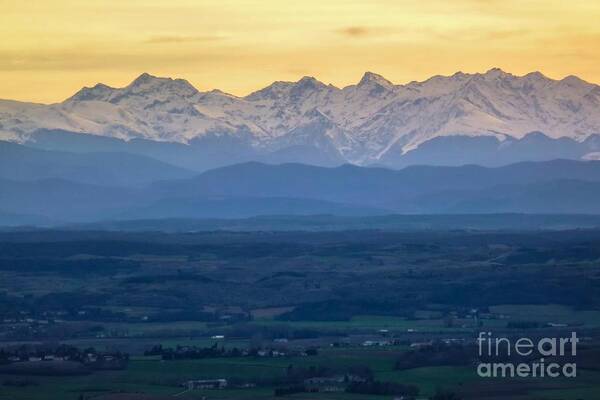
3,159 -> 600,225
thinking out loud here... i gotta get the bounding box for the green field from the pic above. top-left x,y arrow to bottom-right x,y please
2,229 -> 600,399
3,353 -> 600,400
489,304 -> 600,328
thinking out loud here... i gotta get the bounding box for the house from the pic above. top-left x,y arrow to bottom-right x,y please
185,379 -> 228,390
304,376 -> 350,393
410,341 -> 432,348
305,374 -> 366,390
345,374 -> 367,383
362,340 -> 390,347
304,376 -> 344,385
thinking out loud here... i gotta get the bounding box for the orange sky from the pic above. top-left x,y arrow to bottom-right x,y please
2,0 -> 600,103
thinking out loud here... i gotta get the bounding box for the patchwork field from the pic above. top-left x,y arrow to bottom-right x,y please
1,229 -> 599,399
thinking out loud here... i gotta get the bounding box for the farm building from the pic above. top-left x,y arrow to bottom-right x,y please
185,379 -> 228,390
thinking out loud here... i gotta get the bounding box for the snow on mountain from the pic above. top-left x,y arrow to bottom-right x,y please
2,68 -> 600,164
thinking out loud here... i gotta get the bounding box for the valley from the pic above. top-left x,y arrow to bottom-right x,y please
1,227 -> 599,399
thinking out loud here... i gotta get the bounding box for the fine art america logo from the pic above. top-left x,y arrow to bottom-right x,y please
477,331 -> 578,378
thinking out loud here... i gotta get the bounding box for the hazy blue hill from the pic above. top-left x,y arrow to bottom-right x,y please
412,179 -> 600,214
27,129 -> 344,171
0,178 -> 142,222
499,132 -> 585,163
260,144 -> 345,167
381,135 -> 503,167
0,141 -> 193,186
0,209 -> 54,227
27,129 -> 133,153
153,159 -> 600,209
398,159 -> 600,191
381,132 -> 591,168
3,159 -> 600,224
27,129 -> 600,172
115,196 -> 389,220
28,129 -> 250,172
151,162 -> 404,209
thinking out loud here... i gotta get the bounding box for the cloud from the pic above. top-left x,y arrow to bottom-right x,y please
144,35 -> 226,44
335,26 -> 400,40
337,26 -> 370,37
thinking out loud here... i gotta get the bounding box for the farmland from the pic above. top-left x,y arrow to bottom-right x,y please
1,228 -> 600,399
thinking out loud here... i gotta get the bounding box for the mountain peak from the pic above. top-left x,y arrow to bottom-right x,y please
124,73 -> 199,98
522,71 -> 551,83
5,68 -> 600,167
66,83 -> 115,102
482,67 -> 512,79
358,72 -> 394,89
287,76 -> 329,100
296,76 -> 326,88
128,72 -> 172,89
560,74 -> 589,87
245,77 -> 327,101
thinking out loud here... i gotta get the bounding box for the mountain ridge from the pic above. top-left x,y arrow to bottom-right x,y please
0,140 -> 194,186
2,68 -> 600,168
3,159 -> 600,225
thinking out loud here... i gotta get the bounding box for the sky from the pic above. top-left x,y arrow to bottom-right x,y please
1,0 -> 600,103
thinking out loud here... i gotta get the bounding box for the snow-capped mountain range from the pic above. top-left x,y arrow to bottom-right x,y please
2,68 -> 600,166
